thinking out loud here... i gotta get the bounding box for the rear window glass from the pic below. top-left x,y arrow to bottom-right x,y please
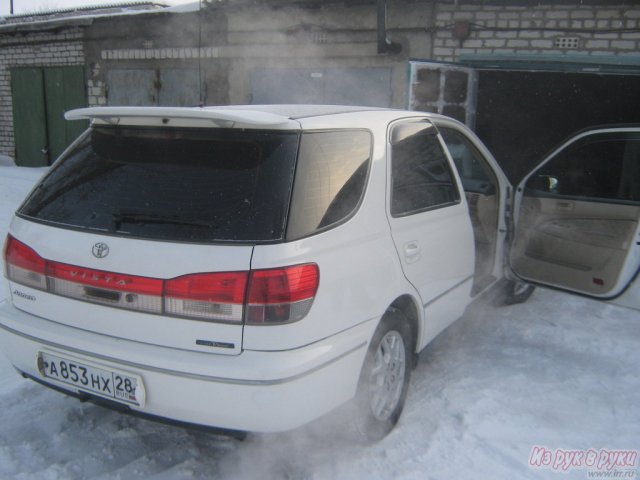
19,126 -> 300,243
286,130 -> 372,240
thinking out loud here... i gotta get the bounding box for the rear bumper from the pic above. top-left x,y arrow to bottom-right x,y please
0,299 -> 373,432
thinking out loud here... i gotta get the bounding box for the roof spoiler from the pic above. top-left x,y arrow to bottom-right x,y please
65,107 -> 299,129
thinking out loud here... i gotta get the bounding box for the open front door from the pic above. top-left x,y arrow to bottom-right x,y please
511,127 -> 640,299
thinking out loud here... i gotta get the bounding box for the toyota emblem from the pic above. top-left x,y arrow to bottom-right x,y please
92,242 -> 110,259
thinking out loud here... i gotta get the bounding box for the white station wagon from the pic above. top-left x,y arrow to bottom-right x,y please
1,106 -> 639,441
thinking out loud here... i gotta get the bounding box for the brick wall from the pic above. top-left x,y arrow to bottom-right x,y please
0,28 -> 84,160
432,4 -> 640,62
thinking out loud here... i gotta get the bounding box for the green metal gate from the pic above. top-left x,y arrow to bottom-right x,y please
11,66 -> 87,167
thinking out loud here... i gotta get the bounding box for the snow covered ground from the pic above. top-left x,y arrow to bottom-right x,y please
0,166 -> 638,480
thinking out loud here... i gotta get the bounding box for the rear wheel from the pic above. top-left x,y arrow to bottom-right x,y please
351,310 -> 414,442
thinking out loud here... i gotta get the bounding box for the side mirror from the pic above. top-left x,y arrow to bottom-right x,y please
527,174 -> 558,193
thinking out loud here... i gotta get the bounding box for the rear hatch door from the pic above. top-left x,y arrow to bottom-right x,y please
6,117 -> 301,355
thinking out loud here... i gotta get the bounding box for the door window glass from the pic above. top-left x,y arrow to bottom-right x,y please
525,132 -> 640,203
439,127 -> 497,195
391,123 -> 460,217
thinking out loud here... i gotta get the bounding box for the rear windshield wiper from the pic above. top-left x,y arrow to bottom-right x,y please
112,212 -> 215,231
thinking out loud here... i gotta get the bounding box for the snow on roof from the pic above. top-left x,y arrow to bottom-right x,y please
163,1 -> 200,13
0,1 -> 171,27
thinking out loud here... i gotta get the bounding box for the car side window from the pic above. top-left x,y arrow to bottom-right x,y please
439,127 -> 498,196
525,131 -> 640,203
390,122 -> 460,217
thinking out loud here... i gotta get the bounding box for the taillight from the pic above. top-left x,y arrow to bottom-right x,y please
164,272 -> 248,322
4,235 -> 319,325
246,264 -> 319,324
4,235 -> 47,290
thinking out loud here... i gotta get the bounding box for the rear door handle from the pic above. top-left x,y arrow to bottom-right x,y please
404,241 -> 421,263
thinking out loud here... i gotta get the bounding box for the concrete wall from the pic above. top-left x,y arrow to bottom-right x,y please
82,2 -> 430,108
219,2 -> 433,107
0,28 -> 84,158
83,10 -> 229,106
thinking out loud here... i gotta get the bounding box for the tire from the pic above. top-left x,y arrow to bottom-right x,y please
494,279 -> 535,306
351,309 -> 414,443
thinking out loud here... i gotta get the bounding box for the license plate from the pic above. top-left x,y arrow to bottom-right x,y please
37,351 -> 145,407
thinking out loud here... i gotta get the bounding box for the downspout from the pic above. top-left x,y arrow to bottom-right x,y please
427,0 -> 436,59
377,0 -> 402,54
